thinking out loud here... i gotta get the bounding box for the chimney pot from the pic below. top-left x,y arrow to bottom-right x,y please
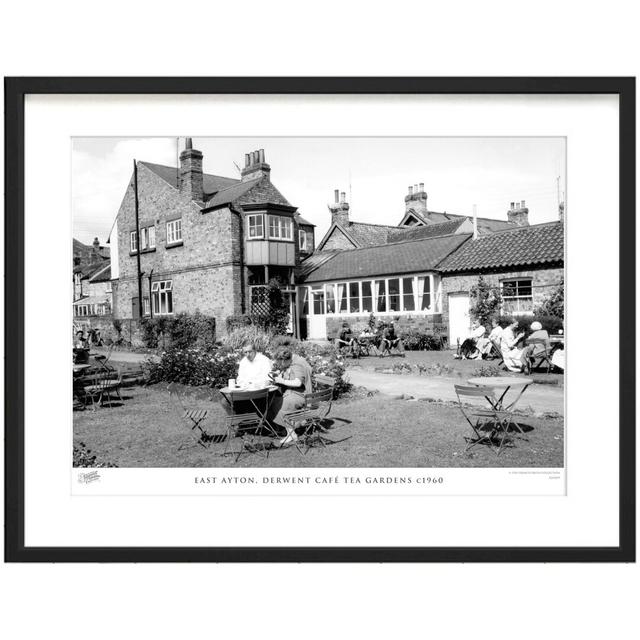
414,184 -> 418,193
340,192 -> 346,203
258,149 -> 265,163
245,153 -> 250,168
419,182 -> 424,192
510,202 -> 515,209
521,200 -> 526,208
408,186 -> 413,196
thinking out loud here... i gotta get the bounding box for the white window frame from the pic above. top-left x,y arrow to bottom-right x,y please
268,214 -> 293,241
151,280 -> 174,315
166,219 -> 182,245
501,278 -> 534,316
130,230 -> 137,253
148,225 -> 156,249
299,274 -> 439,317
299,229 -> 308,251
247,213 -> 264,239
142,296 -> 151,317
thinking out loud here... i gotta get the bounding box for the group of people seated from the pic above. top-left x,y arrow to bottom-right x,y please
230,342 -> 313,448
335,321 -> 402,357
456,318 -> 564,373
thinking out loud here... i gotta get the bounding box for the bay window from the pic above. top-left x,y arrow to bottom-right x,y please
247,213 -> 264,239
268,215 -> 293,240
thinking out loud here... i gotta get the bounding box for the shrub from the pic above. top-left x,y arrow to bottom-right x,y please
399,329 -> 443,351
73,442 -> 118,468
144,346 -> 239,387
225,314 -> 253,332
295,341 -> 350,396
499,314 -> 564,334
471,364 -> 501,378
270,334 -> 299,350
141,312 -> 216,350
222,326 -> 274,353
469,276 -> 502,327
534,279 -> 564,319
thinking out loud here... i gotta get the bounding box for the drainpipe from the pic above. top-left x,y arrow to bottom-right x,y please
148,269 -> 154,318
230,206 -> 246,314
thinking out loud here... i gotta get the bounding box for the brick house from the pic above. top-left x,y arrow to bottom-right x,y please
298,187 -> 564,344
72,237 -> 112,320
113,140 -> 315,336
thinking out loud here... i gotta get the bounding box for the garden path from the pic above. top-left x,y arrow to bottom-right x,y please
346,368 -> 564,416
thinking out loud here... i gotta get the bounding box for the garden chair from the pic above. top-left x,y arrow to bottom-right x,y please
487,339 -> 506,368
453,384 -> 513,455
93,344 -> 115,372
525,338 -> 553,373
221,388 -> 277,462
168,383 -> 214,451
82,370 -> 123,411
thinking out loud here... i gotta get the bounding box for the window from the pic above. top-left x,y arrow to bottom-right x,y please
388,278 -> 400,312
375,280 -> 387,312
402,277 -> 415,311
325,284 -> 336,313
311,286 -> 325,315
247,214 -> 264,239
417,275 -> 431,311
166,219 -> 182,245
131,225 -> 155,252
142,297 -> 150,317
268,215 -> 293,240
299,229 -> 308,251
501,278 -> 533,315
362,281 -> 373,312
151,280 -> 173,315
300,287 -> 309,315
337,283 -> 348,313
349,282 -> 361,313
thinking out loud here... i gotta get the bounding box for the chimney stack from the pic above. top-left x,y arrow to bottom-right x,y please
241,148 -> 271,182
329,188 -> 350,227
559,201 -> 565,223
507,200 -> 530,226
405,181 -> 428,218
179,137 -> 204,202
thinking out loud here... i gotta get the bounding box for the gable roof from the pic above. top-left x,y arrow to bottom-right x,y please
439,222 -> 564,273
387,218 -> 468,243
89,263 -> 111,283
140,161 -> 239,197
298,250 -> 340,278
398,209 -> 517,234
204,178 -> 261,208
301,233 -> 471,283
317,220 -> 400,251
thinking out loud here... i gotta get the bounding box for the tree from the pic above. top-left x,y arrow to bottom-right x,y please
469,276 -> 502,327
534,279 -> 564,319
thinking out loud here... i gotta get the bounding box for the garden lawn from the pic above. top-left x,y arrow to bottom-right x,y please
73,384 -> 564,468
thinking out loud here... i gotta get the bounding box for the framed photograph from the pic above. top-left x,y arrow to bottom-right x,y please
5,77 -> 635,562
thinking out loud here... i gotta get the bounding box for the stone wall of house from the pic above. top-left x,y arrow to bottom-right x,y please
115,164 -> 243,333
440,266 -> 564,325
325,313 -> 445,340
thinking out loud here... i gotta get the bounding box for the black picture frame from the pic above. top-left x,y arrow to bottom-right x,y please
4,77 -> 635,563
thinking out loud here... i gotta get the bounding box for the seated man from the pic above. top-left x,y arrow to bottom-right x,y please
335,322 -> 357,356
73,330 -> 90,364
236,342 -> 273,389
380,321 -> 402,356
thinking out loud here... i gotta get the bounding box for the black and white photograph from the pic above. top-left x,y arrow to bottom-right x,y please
72,136 -> 566,471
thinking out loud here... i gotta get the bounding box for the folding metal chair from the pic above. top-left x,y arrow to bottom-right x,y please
525,338 -> 553,373
221,388 -> 277,462
454,384 -> 512,455
82,370 -> 123,411
168,383 -> 214,450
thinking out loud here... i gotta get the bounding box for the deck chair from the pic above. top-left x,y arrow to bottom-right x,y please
525,338 -> 553,373
488,339 -> 506,368
168,383 -> 214,451
454,384 -> 512,455
82,370 -> 123,411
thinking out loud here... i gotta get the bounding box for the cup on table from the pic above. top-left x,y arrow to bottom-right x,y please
228,378 -> 236,389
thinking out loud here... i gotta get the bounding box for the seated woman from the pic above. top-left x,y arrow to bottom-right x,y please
500,320 -> 529,372
73,330 -> 90,364
335,322 -> 357,356
268,347 -> 310,447
526,320 -> 551,356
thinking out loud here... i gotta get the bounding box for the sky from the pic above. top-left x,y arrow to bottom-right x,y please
72,136 -> 566,248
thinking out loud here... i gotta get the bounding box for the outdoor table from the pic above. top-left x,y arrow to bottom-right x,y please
73,364 -> 91,375
219,385 -> 280,438
549,334 -> 565,355
467,376 -> 534,436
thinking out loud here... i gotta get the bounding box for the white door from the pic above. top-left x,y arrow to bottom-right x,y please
308,289 -> 327,340
448,293 -> 470,348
